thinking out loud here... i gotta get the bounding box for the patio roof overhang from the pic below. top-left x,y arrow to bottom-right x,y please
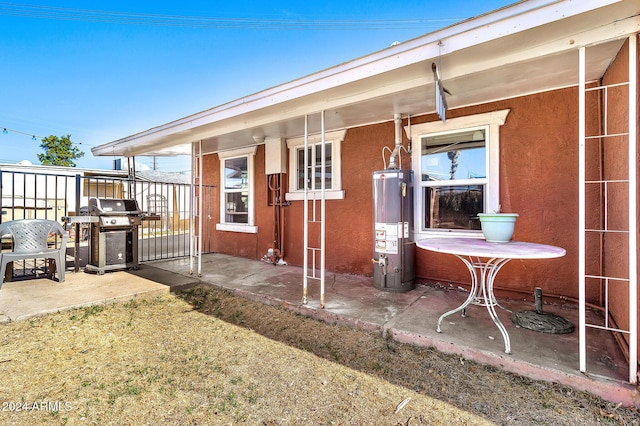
92,0 -> 640,158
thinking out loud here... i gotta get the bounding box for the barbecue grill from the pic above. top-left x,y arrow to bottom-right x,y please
85,198 -> 142,274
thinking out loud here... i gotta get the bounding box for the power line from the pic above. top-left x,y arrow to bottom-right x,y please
0,112 -> 95,135
2,126 -> 40,140
1,126 -> 94,147
0,3 -> 461,30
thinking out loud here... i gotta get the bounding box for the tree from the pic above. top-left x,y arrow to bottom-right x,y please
38,134 -> 84,167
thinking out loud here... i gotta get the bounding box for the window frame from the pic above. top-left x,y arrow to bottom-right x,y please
216,146 -> 258,234
285,130 -> 346,201
408,110 -> 510,240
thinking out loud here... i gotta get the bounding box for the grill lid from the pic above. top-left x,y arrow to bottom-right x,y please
89,198 -> 141,215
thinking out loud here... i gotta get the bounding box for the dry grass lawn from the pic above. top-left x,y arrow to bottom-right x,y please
0,285 -> 637,425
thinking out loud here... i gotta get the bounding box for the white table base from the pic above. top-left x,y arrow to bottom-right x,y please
436,254 -> 513,354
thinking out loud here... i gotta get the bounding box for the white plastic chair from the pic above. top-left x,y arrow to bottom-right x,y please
0,219 -> 68,287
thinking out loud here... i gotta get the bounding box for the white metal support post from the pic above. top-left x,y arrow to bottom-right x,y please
302,115 -> 309,304
320,111 -> 326,308
579,36 -> 638,384
198,139 -> 203,277
578,45 -> 587,375
626,34 -> 637,385
189,140 -> 203,276
301,112 -> 327,308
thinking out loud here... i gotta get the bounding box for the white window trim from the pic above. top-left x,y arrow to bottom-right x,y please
408,109 -> 510,240
285,130 -> 346,201
216,146 -> 258,234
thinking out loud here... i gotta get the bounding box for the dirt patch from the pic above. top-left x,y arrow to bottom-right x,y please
0,285 -> 637,425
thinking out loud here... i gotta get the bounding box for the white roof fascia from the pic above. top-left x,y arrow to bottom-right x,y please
92,0 -> 626,157
444,16 -> 640,86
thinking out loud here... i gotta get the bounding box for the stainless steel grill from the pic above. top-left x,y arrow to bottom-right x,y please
86,198 -> 142,274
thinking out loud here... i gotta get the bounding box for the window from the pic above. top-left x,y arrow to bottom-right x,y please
409,110 -> 509,238
296,142 -> 333,191
216,146 -> 257,233
422,128 -> 487,231
286,130 -> 345,201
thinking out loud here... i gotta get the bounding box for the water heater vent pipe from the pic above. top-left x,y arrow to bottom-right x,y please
386,113 -> 409,170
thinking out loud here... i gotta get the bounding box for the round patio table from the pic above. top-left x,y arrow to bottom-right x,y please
416,237 -> 566,354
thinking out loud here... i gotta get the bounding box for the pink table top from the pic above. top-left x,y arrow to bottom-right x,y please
416,237 -> 566,260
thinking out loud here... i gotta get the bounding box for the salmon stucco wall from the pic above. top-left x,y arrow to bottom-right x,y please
413,89 -> 580,301
200,66 -> 635,309
202,134 -> 403,272
599,37 -> 639,354
202,121 -> 411,275
283,122 -> 412,275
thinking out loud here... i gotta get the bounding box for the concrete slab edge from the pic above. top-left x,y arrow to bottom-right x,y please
4,288 -> 170,323
388,328 -> 640,409
224,286 -> 385,335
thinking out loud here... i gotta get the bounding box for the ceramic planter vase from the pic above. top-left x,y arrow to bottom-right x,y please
477,213 -> 519,242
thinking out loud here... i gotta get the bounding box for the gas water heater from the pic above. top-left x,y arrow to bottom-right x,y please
372,170 -> 415,292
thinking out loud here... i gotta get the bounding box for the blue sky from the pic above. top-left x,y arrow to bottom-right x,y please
0,1 -> 513,172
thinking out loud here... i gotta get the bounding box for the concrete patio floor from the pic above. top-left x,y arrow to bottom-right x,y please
0,252 -> 638,408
